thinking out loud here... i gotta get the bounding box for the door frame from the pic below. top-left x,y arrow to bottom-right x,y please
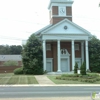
46,58 -> 53,72
60,57 -> 70,72
60,49 -> 70,72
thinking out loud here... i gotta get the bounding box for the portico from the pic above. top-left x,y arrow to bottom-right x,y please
42,38 -> 89,72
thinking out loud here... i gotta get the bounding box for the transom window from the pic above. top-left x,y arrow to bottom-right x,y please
61,49 -> 67,54
46,44 -> 51,50
75,44 -> 79,50
60,49 -> 70,56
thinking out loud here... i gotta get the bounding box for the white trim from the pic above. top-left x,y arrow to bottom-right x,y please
57,40 -> 61,72
42,35 -> 89,40
81,41 -> 84,63
43,40 -> 46,71
41,19 -> 92,36
72,40 -> 75,70
85,40 -> 89,70
48,2 -> 74,10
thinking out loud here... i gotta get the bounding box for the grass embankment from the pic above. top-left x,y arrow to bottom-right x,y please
0,73 -> 38,85
48,73 -> 100,84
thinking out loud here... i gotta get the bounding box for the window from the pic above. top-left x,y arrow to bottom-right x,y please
46,44 -> 51,50
75,44 -> 79,50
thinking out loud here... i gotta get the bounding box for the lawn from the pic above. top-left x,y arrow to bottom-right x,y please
47,73 -> 100,84
0,73 -> 38,85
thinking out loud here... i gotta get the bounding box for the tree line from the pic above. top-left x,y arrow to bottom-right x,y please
0,45 -> 22,54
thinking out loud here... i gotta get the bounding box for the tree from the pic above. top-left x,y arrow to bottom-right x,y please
80,62 -> 86,75
0,45 -> 22,54
22,34 -> 43,75
89,36 -> 100,72
0,45 -> 10,54
74,62 -> 78,74
10,45 -> 22,54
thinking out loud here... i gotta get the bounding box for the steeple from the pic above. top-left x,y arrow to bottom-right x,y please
48,0 -> 74,24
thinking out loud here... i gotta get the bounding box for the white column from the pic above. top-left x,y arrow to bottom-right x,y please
72,40 -> 75,70
43,40 -> 46,71
81,41 -> 84,63
57,40 -> 61,72
85,40 -> 89,70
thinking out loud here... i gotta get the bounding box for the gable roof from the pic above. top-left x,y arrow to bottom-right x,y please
35,18 -> 92,37
35,24 -> 53,35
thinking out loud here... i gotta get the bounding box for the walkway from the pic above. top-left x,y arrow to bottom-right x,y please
34,75 -> 55,84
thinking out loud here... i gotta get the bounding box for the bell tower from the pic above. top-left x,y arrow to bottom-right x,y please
48,0 -> 74,24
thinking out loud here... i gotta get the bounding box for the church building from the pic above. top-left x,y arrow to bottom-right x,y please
35,0 -> 92,73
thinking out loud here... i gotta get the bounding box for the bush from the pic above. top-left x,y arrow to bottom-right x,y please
74,62 -> 78,74
23,68 -> 34,75
80,62 -> 86,75
14,67 -> 23,75
61,74 -> 79,77
3,60 -> 18,66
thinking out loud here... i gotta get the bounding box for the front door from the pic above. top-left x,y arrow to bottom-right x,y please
61,58 -> 68,72
46,62 -> 52,72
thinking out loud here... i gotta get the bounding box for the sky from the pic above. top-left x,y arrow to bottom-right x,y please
0,0 -> 100,45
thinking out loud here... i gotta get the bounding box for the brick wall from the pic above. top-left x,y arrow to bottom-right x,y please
0,66 -> 22,73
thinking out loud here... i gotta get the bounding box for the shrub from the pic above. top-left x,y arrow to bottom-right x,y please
80,62 -> 86,75
3,60 -> 18,66
74,62 -> 78,74
56,76 -> 61,79
87,73 -> 99,77
14,67 -> 23,75
23,68 -> 34,75
61,77 -> 66,80
61,74 -> 71,77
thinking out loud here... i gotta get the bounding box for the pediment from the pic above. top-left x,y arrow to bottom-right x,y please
41,19 -> 91,36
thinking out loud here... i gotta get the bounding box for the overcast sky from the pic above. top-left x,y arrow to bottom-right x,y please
0,0 -> 100,45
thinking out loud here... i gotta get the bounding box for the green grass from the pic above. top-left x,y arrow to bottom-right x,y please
47,75 -> 100,84
0,73 -> 38,85
7,76 -> 19,84
27,76 -> 38,84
